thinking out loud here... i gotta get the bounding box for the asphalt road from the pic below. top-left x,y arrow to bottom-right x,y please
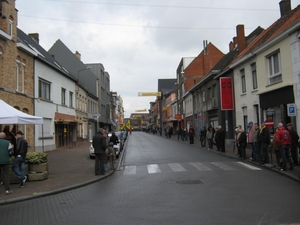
1,132 -> 300,225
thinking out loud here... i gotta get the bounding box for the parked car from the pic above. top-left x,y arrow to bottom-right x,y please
89,140 -> 95,159
108,133 -> 122,158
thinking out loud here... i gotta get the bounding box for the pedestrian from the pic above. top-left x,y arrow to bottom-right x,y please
3,125 -> 16,151
213,127 -> 219,148
235,127 -> 241,157
181,128 -> 186,141
0,132 -> 13,195
271,127 -> 281,170
257,121 -> 270,164
109,132 -> 119,145
275,123 -> 293,171
176,127 -> 182,140
238,128 -> 247,159
92,128 -> 108,175
253,123 -> 260,162
188,125 -> 195,144
215,125 -> 226,152
12,130 -> 28,187
169,126 -> 173,138
107,142 -> 115,170
286,123 -> 299,166
247,121 -> 256,161
200,126 -> 207,147
206,128 -> 213,150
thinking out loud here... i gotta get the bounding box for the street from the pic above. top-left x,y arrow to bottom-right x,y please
1,132 -> 300,225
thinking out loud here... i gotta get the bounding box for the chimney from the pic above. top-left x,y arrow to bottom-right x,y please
236,24 -> 246,53
229,41 -> 235,51
28,33 -> 39,44
279,0 -> 291,17
75,51 -> 81,60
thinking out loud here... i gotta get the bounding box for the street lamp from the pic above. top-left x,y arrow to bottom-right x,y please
77,66 -> 91,82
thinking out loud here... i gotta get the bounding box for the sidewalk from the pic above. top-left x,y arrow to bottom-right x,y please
1,132 -> 299,205
166,133 -> 300,182
0,142 -> 118,205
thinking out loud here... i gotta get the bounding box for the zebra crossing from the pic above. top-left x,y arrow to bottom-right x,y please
123,161 -> 262,175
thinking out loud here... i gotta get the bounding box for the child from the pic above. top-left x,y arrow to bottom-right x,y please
107,142 -> 116,170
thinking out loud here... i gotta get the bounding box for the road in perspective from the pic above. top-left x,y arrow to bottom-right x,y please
1,132 -> 300,225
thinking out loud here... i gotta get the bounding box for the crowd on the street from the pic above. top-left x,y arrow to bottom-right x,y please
148,120 -> 300,172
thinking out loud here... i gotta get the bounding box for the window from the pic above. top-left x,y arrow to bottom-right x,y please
251,63 -> 258,90
15,61 -> 19,91
39,78 -> 51,100
61,88 -> 66,105
8,19 -> 12,37
267,51 -> 282,84
69,91 -> 73,107
202,91 -> 206,102
240,69 -> 246,93
212,84 -> 216,98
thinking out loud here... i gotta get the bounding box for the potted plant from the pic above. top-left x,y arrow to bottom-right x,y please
26,152 -> 48,181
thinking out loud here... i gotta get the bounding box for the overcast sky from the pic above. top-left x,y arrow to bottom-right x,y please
16,0 -> 300,118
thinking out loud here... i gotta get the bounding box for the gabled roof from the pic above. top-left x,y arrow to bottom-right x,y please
17,29 -> 74,81
48,39 -> 97,97
231,4 -> 300,66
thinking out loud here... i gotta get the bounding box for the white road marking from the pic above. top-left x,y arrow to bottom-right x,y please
237,162 -> 262,170
190,162 -> 212,171
123,166 -> 136,175
147,164 -> 161,173
168,163 -> 187,172
211,162 -> 236,170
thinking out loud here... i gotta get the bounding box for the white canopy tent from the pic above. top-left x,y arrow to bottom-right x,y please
0,100 -> 43,124
0,99 -> 44,151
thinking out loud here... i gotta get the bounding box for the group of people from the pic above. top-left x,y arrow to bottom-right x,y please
0,125 -> 28,195
235,121 -> 299,171
92,128 -> 117,176
198,125 -> 226,152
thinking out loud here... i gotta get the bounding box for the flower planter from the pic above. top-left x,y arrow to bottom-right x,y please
27,171 -> 48,181
29,162 -> 48,173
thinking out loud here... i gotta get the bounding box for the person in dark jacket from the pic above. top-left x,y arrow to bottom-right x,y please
215,125 -> 226,152
188,126 -> 195,144
12,130 -> 28,187
238,129 -> 247,159
200,127 -> 207,147
0,132 -> 12,194
287,123 -> 299,166
109,132 -> 119,145
93,128 -> 108,175
257,121 -> 270,164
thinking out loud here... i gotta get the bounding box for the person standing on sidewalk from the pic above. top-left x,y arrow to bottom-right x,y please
238,128 -> 247,159
258,121 -> 270,164
253,123 -> 260,162
215,125 -> 226,152
0,132 -> 13,194
200,126 -> 207,147
247,121 -> 256,161
206,128 -> 213,150
93,128 -> 108,175
188,125 -> 195,144
275,123 -> 293,171
286,123 -> 299,166
12,130 -> 28,187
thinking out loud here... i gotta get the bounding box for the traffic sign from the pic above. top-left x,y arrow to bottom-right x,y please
287,104 -> 296,117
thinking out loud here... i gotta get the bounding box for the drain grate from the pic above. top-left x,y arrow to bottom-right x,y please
176,180 -> 203,185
